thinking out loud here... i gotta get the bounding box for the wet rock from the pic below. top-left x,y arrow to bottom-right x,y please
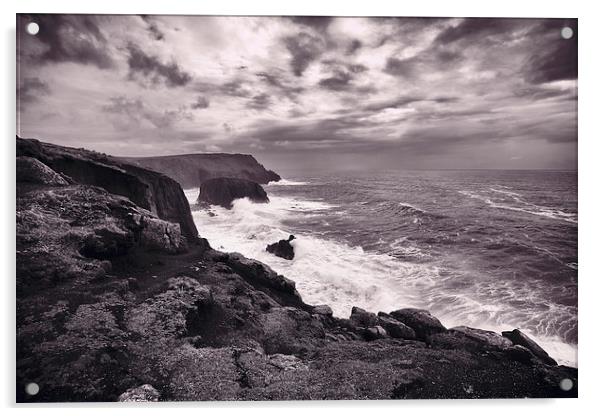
17,156 -> 69,186
505,344 -> 536,364
349,306 -> 378,327
118,384 -> 160,402
502,329 -> 557,365
389,308 -> 446,340
197,177 -> 269,209
266,235 -> 295,260
377,313 -> 416,339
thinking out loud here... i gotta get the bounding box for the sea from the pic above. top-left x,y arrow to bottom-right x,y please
184,169 -> 578,366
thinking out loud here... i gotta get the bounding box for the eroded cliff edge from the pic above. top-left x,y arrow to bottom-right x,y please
121,153 -> 281,189
16,138 -> 577,402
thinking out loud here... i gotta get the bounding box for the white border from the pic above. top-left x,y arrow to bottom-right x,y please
2,1 -> 601,415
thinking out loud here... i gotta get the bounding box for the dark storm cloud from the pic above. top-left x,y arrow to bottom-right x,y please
283,32 -> 324,76
191,96 -> 210,109
513,86 -> 575,101
17,77 -> 50,106
218,80 -> 252,98
523,20 -> 577,84
318,70 -> 353,91
18,14 -> 114,69
255,72 -> 305,101
126,44 -> 192,87
346,39 -> 362,55
140,15 -> 165,41
384,48 -> 463,78
246,93 -> 272,110
102,96 -> 191,129
434,18 -> 522,45
289,16 -> 333,32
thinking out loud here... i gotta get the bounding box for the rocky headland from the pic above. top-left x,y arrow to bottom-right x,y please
121,153 -> 281,189
16,137 -> 577,402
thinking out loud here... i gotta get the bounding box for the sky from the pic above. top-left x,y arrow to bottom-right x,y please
17,15 -> 577,172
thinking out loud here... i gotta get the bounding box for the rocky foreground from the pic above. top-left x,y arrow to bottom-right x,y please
16,137 -> 577,402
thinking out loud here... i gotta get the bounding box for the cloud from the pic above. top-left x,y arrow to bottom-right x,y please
289,16 -> 333,32
346,39 -> 362,55
102,96 -> 191,129
126,44 -> 192,87
434,18 -> 520,45
18,14 -> 114,69
318,70 -> 353,91
523,20 -> 577,84
283,32 -> 324,76
191,96 -> 210,109
140,15 -> 165,41
246,93 -> 272,110
17,77 -> 50,107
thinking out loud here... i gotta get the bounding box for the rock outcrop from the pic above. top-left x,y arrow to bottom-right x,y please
197,177 -> 269,209
17,156 -> 69,186
118,384 -> 160,402
502,329 -> 558,366
17,136 -> 198,240
389,308 -> 446,340
16,138 -> 577,402
122,153 -> 281,188
266,235 -> 296,260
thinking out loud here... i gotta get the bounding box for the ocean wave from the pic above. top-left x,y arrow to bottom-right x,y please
268,179 -> 309,186
185,188 -> 577,367
459,190 -> 577,224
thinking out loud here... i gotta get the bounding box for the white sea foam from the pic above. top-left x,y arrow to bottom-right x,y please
185,189 -> 578,367
267,179 -> 309,186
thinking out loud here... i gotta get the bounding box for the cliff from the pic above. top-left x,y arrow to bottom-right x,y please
15,139 -> 577,402
197,177 -> 269,208
16,137 -> 198,240
121,153 -> 281,189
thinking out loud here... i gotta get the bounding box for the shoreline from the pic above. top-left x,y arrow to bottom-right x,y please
186,184 -> 578,368
16,137 -> 578,401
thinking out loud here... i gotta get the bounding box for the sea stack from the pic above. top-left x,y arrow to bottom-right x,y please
266,235 -> 296,260
197,177 -> 269,209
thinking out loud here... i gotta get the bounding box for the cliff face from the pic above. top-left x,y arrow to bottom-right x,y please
16,137 -> 198,240
197,177 -> 269,208
122,153 -> 281,189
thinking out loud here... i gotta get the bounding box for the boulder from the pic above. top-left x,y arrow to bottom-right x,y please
16,156 -> 69,186
502,329 -> 557,366
349,306 -> 378,327
266,235 -> 295,260
389,308 -> 446,340
312,305 -> 333,317
118,384 -> 160,402
197,177 -> 269,209
428,327 -> 513,352
139,216 -> 183,253
376,313 -> 416,339
364,326 -> 388,341
450,326 -> 513,350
